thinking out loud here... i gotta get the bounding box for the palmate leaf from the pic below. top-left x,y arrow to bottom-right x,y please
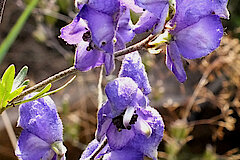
0,65 -> 28,113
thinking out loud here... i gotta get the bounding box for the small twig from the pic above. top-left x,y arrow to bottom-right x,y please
1,111 -> 17,150
114,34 -> 155,57
0,0 -> 7,23
88,137 -> 108,160
8,66 -> 78,106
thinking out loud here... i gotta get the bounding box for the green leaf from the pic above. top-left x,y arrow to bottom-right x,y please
0,64 -> 15,108
30,83 -> 52,99
8,85 -> 26,102
19,79 -> 30,87
12,66 -> 28,91
14,76 -> 76,106
14,83 -> 52,105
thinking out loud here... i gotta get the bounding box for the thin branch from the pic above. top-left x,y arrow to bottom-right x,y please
8,66 -> 78,106
114,34 -> 155,57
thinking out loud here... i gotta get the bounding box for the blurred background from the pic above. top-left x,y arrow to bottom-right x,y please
0,0 -> 240,159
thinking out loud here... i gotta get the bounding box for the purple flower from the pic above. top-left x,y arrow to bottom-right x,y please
60,1 -> 135,75
15,94 -> 66,160
165,0 -> 224,82
94,77 -> 164,160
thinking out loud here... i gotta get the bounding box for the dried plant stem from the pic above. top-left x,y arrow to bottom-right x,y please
182,58 -> 227,120
1,111 -> 17,150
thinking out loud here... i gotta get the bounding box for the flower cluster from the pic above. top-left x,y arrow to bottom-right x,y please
80,52 -> 164,160
15,94 -> 66,160
61,0 -> 229,82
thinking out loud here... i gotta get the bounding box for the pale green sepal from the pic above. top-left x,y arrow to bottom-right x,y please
51,141 -> 67,159
12,66 -> 28,91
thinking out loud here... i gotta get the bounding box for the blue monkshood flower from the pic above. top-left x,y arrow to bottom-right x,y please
161,0 -> 225,82
15,94 -> 66,160
94,77 -> 164,160
133,0 -> 170,34
60,1 -> 135,74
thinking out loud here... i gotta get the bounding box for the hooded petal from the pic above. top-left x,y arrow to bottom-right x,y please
105,77 -> 138,115
15,130 -> 55,160
60,13 -> 88,45
119,51 -> 151,95
80,5 -> 115,53
74,42 -> 105,71
174,15 -> 223,59
166,41 -> 186,82
18,94 -> 63,144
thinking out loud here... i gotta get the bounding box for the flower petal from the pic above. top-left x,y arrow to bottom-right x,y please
96,101 -> 113,141
212,0 -> 230,19
174,15 -> 223,59
18,94 -> 63,144
134,11 -> 159,34
103,148 -> 144,160
74,42 -> 105,71
106,123 -> 135,149
104,54 -> 115,75
80,5 -> 115,53
135,0 -> 169,18
115,8 -> 135,49
130,106 -> 164,160
172,0 -> 214,33
119,0 -> 143,13
119,52 -> 151,95
166,41 -> 186,82
60,13 -> 88,45
134,115 -> 152,138
88,0 -> 120,15
15,130 -> 55,160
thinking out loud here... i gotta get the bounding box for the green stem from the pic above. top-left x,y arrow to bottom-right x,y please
0,0 -> 39,63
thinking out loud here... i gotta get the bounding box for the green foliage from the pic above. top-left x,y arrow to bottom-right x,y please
0,65 -> 28,113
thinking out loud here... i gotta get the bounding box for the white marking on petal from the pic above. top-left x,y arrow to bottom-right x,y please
123,106 -> 135,128
134,117 -> 152,138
